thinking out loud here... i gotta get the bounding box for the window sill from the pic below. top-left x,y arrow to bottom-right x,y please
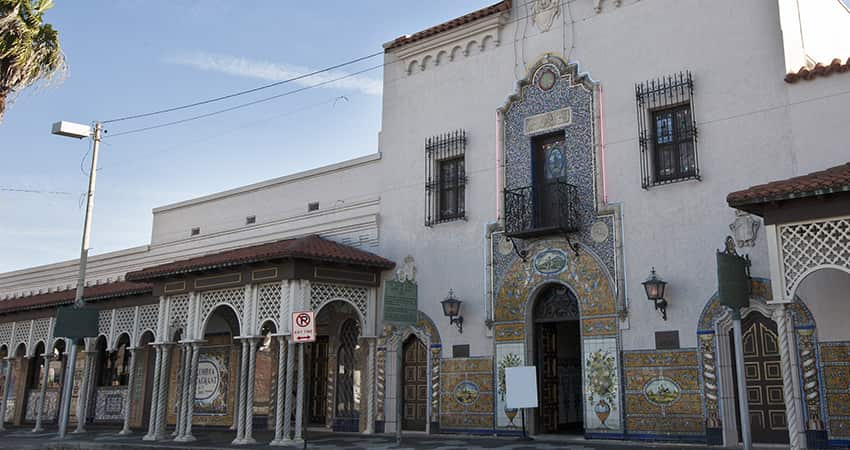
426,215 -> 467,227
643,174 -> 701,189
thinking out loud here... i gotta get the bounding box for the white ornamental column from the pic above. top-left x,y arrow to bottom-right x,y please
0,358 -> 12,431
232,339 -> 249,444
773,305 -> 804,449
33,353 -> 53,432
142,345 -> 163,440
118,348 -> 138,435
282,340 -> 295,442
231,342 -> 243,431
73,349 -> 95,434
177,342 -> 200,442
293,344 -> 305,444
243,338 -> 258,444
270,336 -> 287,446
365,338 -> 376,434
174,344 -> 190,439
153,343 -> 172,440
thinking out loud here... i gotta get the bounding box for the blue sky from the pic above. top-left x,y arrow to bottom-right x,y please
0,1 -> 496,273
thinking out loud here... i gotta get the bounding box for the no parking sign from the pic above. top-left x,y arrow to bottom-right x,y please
291,311 -> 316,343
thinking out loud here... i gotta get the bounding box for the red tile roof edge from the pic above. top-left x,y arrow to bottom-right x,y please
126,235 -> 395,281
385,0 -> 511,51
727,162 -> 850,207
0,281 -> 153,315
785,57 -> 850,83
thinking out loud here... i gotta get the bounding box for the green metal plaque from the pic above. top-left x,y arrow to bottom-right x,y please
383,280 -> 418,326
53,306 -> 99,339
717,250 -> 751,311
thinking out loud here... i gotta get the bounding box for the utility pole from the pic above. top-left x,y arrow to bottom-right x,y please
52,121 -> 103,439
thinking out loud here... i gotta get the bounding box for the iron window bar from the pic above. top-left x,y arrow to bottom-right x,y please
636,71 -> 700,189
425,130 -> 467,226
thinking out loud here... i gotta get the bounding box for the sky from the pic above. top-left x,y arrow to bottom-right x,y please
0,0 -> 496,273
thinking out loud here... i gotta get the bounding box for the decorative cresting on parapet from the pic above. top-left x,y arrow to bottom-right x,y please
492,239 -> 620,434
776,215 -> 850,301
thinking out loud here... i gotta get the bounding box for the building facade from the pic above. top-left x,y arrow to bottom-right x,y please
0,0 -> 849,448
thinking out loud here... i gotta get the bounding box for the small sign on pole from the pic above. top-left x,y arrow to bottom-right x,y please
291,311 -> 316,343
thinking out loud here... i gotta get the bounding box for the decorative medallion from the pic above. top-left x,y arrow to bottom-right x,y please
590,221 -> 609,243
643,378 -> 681,406
533,249 -> 568,275
497,234 -> 514,256
453,380 -> 481,406
531,0 -> 560,33
537,68 -> 557,91
729,210 -> 760,248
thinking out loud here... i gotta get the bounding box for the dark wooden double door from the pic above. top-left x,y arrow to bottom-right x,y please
402,337 -> 428,431
536,321 -> 582,434
730,311 -> 789,444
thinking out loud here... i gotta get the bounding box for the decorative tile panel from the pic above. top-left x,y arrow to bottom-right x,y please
495,342 -> 524,430
94,386 -> 127,422
820,341 -> 850,441
439,357 -> 493,430
622,349 -> 703,438
24,389 -> 58,421
494,323 -> 524,342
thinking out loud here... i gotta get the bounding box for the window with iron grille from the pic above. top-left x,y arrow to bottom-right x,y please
636,71 -> 699,188
425,130 -> 467,226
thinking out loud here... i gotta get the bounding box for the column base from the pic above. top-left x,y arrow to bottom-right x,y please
141,434 -> 157,441
269,438 -> 292,447
174,435 -> 196,443
31,426 -> 44,433
231,437 -> 244,445
71,428 -> 86,434
241,437 -> 257,445
292,438 -> 305,446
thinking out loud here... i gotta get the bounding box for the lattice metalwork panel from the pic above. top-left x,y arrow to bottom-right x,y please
168,294 -> 191,333
31,318 -> 51,346
256,283 -> 282,331
310,283 -> 368,319
98,310 -> 112,336
780,217 -> 850,297
0,323 -> 11,348
137,304 -> 159,335
12,320 -> 31,347
114,307 -> 135,339
200,287 -> 245,329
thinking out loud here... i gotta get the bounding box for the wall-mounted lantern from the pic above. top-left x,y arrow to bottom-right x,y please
440,289 -> 464,333
642,267 -> 668,320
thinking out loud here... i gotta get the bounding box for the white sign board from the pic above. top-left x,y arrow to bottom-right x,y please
505,366 -> 538,409
291,311 -> 316,343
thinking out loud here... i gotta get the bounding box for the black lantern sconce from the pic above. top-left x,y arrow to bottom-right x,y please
440,289 -> 464,333
642,267 -> 668,320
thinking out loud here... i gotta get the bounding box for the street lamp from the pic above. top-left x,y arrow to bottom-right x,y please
50,120 -> 103,439
440,289 -> 464,333
642,267 -> 668,320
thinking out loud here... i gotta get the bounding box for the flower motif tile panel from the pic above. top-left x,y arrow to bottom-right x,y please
439,357 -> 494,431
819,341 -> 850,441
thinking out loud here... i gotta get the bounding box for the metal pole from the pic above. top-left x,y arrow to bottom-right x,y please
732,312 -> 752,450
57,341 -> 77,439
396,344 -> 402,444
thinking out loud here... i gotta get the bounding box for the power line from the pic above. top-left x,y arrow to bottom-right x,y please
101,51 -> 383,124
0,188 -> 73,195
106,64 -> 382,138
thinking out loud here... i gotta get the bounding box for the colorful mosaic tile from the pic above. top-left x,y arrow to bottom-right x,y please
582,317 -> 618,336
494,323 -> 525,342
439,357 -> 494,430
623,349 -> 697,368
626,417 -> 704,433
820,343 -> 850,363
819,341 -> 850,440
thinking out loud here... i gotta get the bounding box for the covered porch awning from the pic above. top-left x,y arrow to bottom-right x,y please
727,162 -> 850,303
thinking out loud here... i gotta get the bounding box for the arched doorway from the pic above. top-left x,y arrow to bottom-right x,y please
532,283 -> 583,434
401,335 -> 427,432
334,318 -> 361,432
197,305 -> 241,428
24,342 -> 46,423
728,310 -> 788,444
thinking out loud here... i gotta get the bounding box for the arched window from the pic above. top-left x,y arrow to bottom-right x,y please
335,319 -> 361,419
98,335 -> 131,387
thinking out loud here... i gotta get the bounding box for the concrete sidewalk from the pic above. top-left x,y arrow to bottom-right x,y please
0,426 -> 788,450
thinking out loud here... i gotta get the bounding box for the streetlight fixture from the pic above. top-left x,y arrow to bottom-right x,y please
642,267 -> 668,320
50,120 -> 103,439
440,289 -> 464,333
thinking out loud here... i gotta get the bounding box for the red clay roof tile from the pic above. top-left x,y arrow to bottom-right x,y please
0,281 -> 153,315
727,162 -> 850,207
385,1 -> 511,51
126,235 -> 395,281
785,57 -> 850,83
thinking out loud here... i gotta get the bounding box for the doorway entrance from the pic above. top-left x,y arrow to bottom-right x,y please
401,335 -> 427,431
533,284 -> 583,434
729,310 -> 789,444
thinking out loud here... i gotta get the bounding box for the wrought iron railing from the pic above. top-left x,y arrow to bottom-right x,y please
504,181 -> 580,238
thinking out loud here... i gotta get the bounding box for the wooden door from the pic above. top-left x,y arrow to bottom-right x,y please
402,337 -> 428,431
536,323 -> 559,433
533,133 -> 567,229
308,336 -> 328,425
731,312 -> 789,444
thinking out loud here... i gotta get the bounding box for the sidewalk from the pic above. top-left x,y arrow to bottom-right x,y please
0,425 -> 789,450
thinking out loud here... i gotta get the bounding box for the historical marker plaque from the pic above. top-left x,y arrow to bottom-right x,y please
383,280 -> 417,326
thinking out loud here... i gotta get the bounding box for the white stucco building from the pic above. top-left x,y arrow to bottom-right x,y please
0,0 -> 848,448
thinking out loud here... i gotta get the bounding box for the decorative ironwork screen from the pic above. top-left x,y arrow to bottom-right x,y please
504,180 -> 580,238
425,130 -> 467,226
636,71 -> 699,188
779,216 -> 850,298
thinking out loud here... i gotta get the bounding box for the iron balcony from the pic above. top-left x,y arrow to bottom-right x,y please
504,180 -> 580,238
